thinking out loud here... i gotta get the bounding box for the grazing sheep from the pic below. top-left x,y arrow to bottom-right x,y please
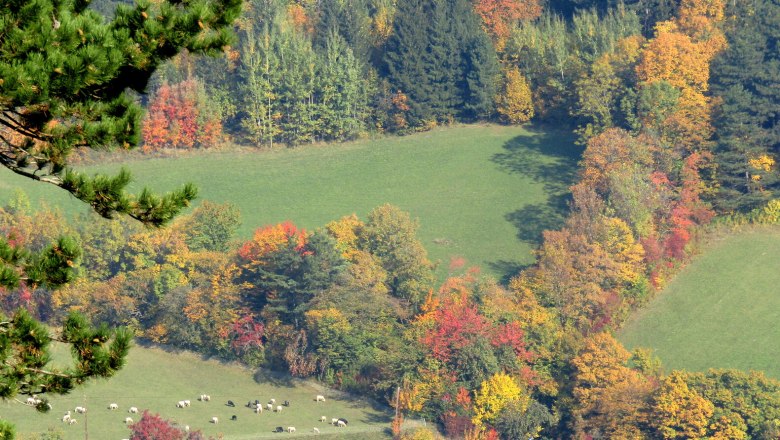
108,403 -> 118,410
313,427 -> 320,434
274,427 -> 284,433
331,418 -> 339,425
62,414 -> 71,423
211,416 -> 219,424
125,417 -> 133,424
128,406 -> 138,414
255,405 -> 263,414
68,418 -> 77,425
176,401 -> 186,408
75,406 -> 87,414
283,400 -> 290,407
320,416 -> 326,422
266,403 -> 273,411
269,398 -> 276,404
246,400 -> 253,408
226,400 -> 235,407
287,427 -> 296,433
316,395 -> 326,402
276,405 -> 283,412
231,415 -> 237,421
337,418 -> 348,427
183,400 -> 191,407
198,394 -> 211,402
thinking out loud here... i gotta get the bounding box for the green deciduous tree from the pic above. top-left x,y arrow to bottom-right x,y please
359,204 -> 435,308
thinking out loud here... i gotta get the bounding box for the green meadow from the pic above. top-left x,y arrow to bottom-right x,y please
1,343 -> 400,439
619,226 -> 780,378
0,124 -> 579,280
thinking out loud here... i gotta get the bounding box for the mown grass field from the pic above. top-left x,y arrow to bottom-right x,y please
0,124 -> 579,280
619,226 -> 780,378
1,343 -> 399,439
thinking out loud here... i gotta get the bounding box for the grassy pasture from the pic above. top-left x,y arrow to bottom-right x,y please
619,226 -> 780,378
0,124 -> 579,280
2,343 -> 396,439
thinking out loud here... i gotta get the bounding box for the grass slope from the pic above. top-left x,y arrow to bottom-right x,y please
619,226 -> 780,378
1,344 -> 394,439
0,124 -> 578,280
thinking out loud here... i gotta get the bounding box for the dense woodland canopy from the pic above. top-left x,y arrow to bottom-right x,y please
3,0 -> 780,438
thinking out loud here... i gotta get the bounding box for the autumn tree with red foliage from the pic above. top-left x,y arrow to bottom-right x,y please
142,79 -> 223,150
130,411 -> 204,440
473,0 -> 542,49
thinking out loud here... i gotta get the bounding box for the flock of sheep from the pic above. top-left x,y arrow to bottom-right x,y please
53,393 -> 348,435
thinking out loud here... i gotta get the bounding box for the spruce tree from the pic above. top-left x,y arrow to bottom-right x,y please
710,0 -> 780,212
382,0 -> 498,128
382,0 -> 431,126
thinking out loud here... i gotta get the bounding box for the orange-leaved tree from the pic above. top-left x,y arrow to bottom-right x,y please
142,78 -> 223,150
473,0 -> 542,50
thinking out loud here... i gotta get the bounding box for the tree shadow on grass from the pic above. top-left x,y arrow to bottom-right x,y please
489,126 -> 581,280
491,126 -> 581,196
253,368 -> 294,388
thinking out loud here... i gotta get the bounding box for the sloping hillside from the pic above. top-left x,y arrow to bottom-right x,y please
620,226 -> 780,378
1,343 -> 393,439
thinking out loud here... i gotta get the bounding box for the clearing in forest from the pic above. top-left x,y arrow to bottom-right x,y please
0,124 -> 579,280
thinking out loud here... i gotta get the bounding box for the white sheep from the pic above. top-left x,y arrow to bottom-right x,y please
198,394 -> 210,402
211,416 -> 219,424
176,401 -> 186,408
125,417 -> 133,424
128,406 -> 138,414
313,427 -> 320,434
68,418 -> 77,425
75,406 -> 87,414
183,400 -> 191,407
320,416 -> 326,422
269,398 -> 276,404
276,405 -> 283,412
337,420 -> 347,428
255,405 -> 263,414
331,418 -> 338,425
266,403 -> 273,411
287,427 -> 296,433
25,397 -> 37,405
108,403 -> 119,410
316,395 -> 326,402
62,413 -> 71,423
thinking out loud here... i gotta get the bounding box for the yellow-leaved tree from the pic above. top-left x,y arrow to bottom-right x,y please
472,372 -> 526,427
635,0 -> 727,151
652,371 -> 714,439
496,66 -> 534,124
571,332 -> 656,438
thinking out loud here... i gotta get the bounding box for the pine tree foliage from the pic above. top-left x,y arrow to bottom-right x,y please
0,0 -> 241,226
